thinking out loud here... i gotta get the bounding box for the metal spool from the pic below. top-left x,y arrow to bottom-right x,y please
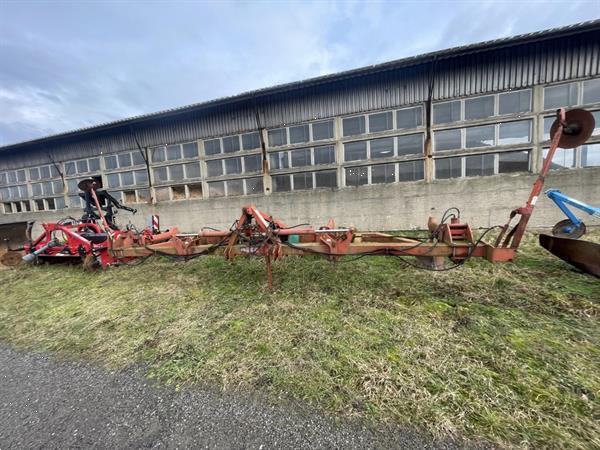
551,219 -> 587,239
550,109 -> 596,149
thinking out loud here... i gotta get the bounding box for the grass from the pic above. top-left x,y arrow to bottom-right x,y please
0,230 -> 598,448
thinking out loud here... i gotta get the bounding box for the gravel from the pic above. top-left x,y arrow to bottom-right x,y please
0,344 -> 474,449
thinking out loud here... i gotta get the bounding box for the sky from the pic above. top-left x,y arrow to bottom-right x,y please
0,0 -> 597,146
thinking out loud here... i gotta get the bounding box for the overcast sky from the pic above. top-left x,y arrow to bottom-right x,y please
0,0 -> 596,146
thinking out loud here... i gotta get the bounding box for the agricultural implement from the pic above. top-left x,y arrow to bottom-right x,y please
1,107 -> 597,287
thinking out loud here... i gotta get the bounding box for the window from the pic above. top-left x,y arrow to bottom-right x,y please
343,116 -> 365,136
272,175 -> 291,192
268,128 -> 287,147
583,79 -> 600,104
345,167 -> 368,186
225,158 -> 242,175
168,164 -> 184,181
134,169 -> 148,184
207,160 -> 223,177
397,106 -> 422,130
465,96 -> 494,120
290,125 -> 309,144
543,148 -> 576,170
434,129 -> 461,151
435,157 -> 462,179
465,154 -> 494,177
107,173 -> 120,188
120,171 -> 134,186
245,177 -> 263,195
293,172 -> 313,190
270,152 -> 289,170
223,136 -> 240,153
592,111 -> 600,136
185,162 -> 201,178
34,199 -> 45,211
208,181 -> 225,198
155,187 -> 170,202
132,152 -> 145,166
118,152 -> 132,167
544,83 -> 579,109
242,132 -> 261,150
344,141 -> 367,161
369,111 -> 393,133
188,184 -> 202,199
123,190 -> 137,203
397,134 -> 423,156
581,143 -> 600,167
314,146 -> 335,165
312,121 -> 334,141
29,167 -> 40,180
69,195 -> 82,208
370,137 -> 394,159
76,160 -> 88,173
499,151 -> 529,173
499,90 -> 531,114
498,121 -> 530,145
433,101 -> 461,124
105,155 -> 118,169
205,139 -> 221,156
166,145 -> 181,161
153,167 -> 168,183
465,125 -> 495,148
40,166 -> 50,179
244,155 -> 262,173
371,164 -> 395,184
226,179 -> 244,196
183,142 -> 198,158
315,170 -> 336,187
291,148 -> 311,167
398,160 -> 424,181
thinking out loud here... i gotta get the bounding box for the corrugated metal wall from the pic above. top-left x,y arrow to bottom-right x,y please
2,30 -> 599,170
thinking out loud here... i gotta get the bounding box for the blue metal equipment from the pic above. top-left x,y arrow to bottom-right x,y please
545,189 -> 600,239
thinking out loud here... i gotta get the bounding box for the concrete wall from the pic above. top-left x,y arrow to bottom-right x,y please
3,167 -> 598,239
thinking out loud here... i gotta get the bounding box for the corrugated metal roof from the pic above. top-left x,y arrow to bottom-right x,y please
2,18 -> 599,152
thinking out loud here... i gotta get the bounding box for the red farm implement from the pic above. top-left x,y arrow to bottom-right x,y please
1,108 -> 596,285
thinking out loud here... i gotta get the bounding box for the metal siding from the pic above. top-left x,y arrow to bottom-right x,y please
1,32 -> 599,171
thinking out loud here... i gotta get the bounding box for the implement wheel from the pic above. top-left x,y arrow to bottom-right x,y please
551,219 -> 586,239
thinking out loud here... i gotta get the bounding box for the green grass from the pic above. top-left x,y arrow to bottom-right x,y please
1,231 -> 598,448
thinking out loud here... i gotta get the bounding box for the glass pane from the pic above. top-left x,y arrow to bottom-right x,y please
69,195 -> 81,208
344,141 -> 367,161
182,142 -> 198,158
312,121 -> 334,140
153,167 -> 168,183
120,171 -> 135,186
543,148 -> 575,170
40,166 -> 50,179
16,170 -> 25,182
293,172 -> 313,190
498,120 -> 530,145
581,143 -> 600,167
498,151 -> 529,173
55,197 -> 66,209
242,132 -> 261,150
434,129 -> 461,151
243,155 -> 262,173
118,152 -> 132,167
544,83 -> 578,109
368,111 -> 393,133
137,188 -> 150,202
289,124 -> 309,144
592,111 -> 600,136
398,160 -> 424,181
245,177 -> 263,195
134,169 -> 148,184
104,155 -> 118,169
131,152 -> 145,166
89,158 -> 101,171
397,133 -> 423,156
225,158 -> 242,175
46,198 -> 56,210
50,165 -> 59,178
17,185 -> 27,198
342,116 -> 365,136
291,148 -> 311,167
41,182 -> 52,195
371,164 -> 395,184
166,145 -> 181,161
0,173 -> 5,185
370,137 -> 394,159
208,181 -> 225,198
184,162 -> 201,179
204,139 -> 221,156
465,125 -> 495,148
435,157 -> 462,179
223,136 -> 240,153
315,170 -> 337,188
465,96 -> 495,120
206,160 -> 223,177
63,163 -> 75,176
67,179 -> 79,193
107,173 -> 120,188
499,90 -> 531,114
465,154 -> 495,177
433,101 -> 461,124
268,128 -> 287,147
52,180 -> 63,194
269,152 -> 289,170
314,146 -> 335,165
543,116 -> 554,141
154,187 -> 170,202
345,166 -> 368,186
35,199 -> 45,211
9,186 -> 20,198
32,183 -> 42,196
583,78 -> 600,104
396,106 -> 422,130
169,164 -> 184,181
76,159 -> 88,173
7,171 -> 16,183
272,175 -> 291,192
226,179 -> 244,196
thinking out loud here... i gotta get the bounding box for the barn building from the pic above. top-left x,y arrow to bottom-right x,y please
1,21 -> 599,235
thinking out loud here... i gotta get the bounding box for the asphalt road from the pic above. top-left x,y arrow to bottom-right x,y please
0,344 -> 472,449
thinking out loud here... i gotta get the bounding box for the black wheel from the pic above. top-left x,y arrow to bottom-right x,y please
551,219 -> 586,239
